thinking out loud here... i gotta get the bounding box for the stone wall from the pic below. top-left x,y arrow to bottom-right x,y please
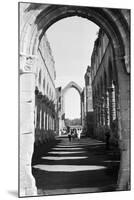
84,66 -> 94,134
91,29 -> 120,145
19,14 -> 57,195
34,34 -> 56,145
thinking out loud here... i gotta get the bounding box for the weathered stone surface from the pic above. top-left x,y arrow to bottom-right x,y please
20,73 -> 37,196
91,28 -> 130,190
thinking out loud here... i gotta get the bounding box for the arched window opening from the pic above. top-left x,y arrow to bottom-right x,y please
64,88 -> 80,120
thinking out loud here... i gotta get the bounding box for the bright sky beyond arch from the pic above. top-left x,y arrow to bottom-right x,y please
64,88 -> 80,119
46,16 -> 99,119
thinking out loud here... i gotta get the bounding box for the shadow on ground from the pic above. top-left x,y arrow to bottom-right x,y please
8,190 -> 18,197
31,137 -> 120,196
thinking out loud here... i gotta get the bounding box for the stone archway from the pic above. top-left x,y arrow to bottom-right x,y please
19,3 -> 130,196
59,81 -> 83,134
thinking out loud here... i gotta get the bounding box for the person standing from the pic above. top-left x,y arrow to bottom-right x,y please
77,129 -> 81,141
68,131 -> 71,142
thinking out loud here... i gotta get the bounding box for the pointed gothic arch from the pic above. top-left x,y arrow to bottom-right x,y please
60,81 -> 83,130
62,81 -> 82,95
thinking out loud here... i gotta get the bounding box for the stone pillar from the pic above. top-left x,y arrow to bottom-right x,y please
95,99 -> 99,127
86,86 -> 88,113
97,98 -> 101,126
60,93 -> 65,132
108,87 -> 114,126
44,110 -> 46,130
111,83 -> 116,120
51,115 -> 53,130
48,114 -> 50,130
94,106 -> 97,128
82,101 -> 85,126
99,98 -> 102,126
105,91 -> 110,127
101,96 -> 105,126
81,95 -> 84,126
45,109 -> 47,130
19,54 -> 37,196
47,113 -> 49,130
41,105 -> 44,141
115,58 -> 130,190
36,105 -> 40,130
49,115 -> 51,130
39,109 -> 42,131
50,115 -> 52,130
34,105 -> 37,129
41,107 -> 44,129
52,118 -> 53,130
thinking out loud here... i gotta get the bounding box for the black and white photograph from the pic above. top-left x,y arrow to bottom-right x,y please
18,1 -> 131,198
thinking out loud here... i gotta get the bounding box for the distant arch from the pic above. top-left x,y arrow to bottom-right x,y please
60,81 -> 84,128
62,81 -> 82,95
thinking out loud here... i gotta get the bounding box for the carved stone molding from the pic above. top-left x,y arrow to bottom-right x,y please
19,53 -> 37,74
124,55 -> 130,74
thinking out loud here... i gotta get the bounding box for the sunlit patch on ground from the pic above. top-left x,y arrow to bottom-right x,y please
37,187 -> 102,195
48,151 -> 85,154
56,142 -> 105,147
104,160 -> 120,163
33,164 -> 106,172
56,145 -> 86,148
41,156 -> 88,160
52,147 -> 83,150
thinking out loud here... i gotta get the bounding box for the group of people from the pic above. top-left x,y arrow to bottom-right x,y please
68,128 -> 82,142
66,127 -> 111,149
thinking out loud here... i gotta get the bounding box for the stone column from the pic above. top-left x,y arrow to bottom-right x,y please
46,111 -> 48,142
48,113 -> 50,130
43,109 -> 46,129
41,106 -> 44,129
19,54 -> 37,196
97,98 -> 101,126
81,95 -> 84,126
51,115 -> 53,130
115,58 -> 130,190
101,96 -> 105,126
45,108 -> 47,130
108,85 -> 117,127
111,83 -> 116,120
95,98 -> 99,127
41,104 -> 44,142
39,109 -> 42,131
60,93 -> 65,132
99,99 -> 102,126
94,106 -> 97,128
108,87 -> 114,126
105,91 -> 110,127
94,103 -> 97,136
50,115 -> 52,130
52,118 -> 53,130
